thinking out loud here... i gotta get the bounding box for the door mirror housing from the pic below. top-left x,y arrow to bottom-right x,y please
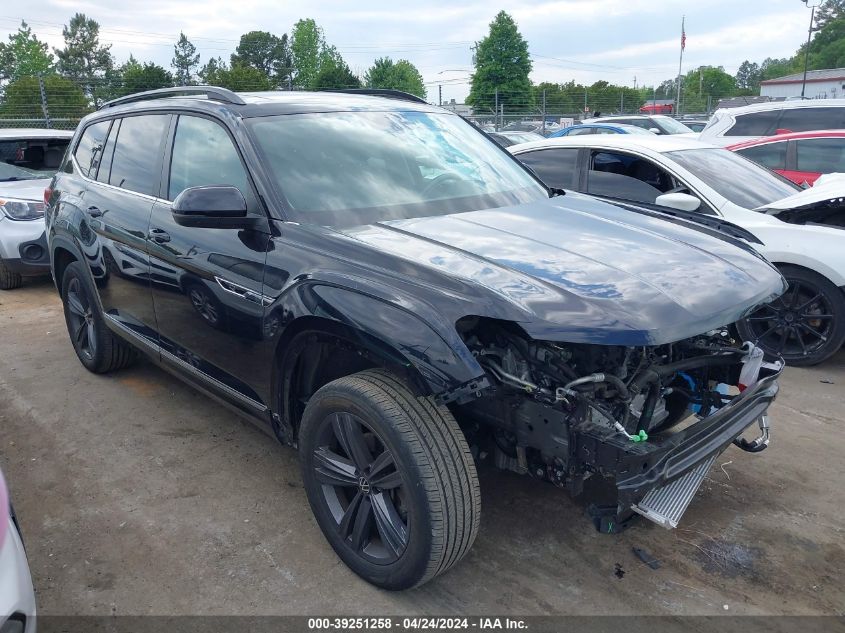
655,192 -> 701,212
648,127 -> 661,134
171,185 -> 249,228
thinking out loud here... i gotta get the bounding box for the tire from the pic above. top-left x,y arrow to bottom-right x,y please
299,369 -> 480,590
737,265 -> 845,366
60,261 -> 136,373
0,257 -> 22,290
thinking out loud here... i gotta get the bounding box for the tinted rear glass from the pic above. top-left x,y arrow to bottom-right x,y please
726,111 -> 781,136
108,115 -> 170,196
74,121 -> 111,178
517,148 -> 580,189
737,142 -> 787,170
778,107 -> 845,132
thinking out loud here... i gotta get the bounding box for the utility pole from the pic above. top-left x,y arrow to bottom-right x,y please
439,84 -> 442,106
494,88 -> 499,131
620,91 -> 624,114
38,74 -> 51,129
800,1 -> 821,98
541,89 -> 546,135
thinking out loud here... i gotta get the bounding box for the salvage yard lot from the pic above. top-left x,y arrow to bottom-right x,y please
0,281 -> 843,616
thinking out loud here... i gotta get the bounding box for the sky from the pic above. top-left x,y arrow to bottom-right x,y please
0,0 -> 815,103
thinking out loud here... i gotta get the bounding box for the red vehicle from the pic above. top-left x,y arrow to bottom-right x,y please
639,101 -> 674,115
727,130 -> 845,186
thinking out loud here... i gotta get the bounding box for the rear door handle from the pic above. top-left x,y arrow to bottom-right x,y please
148,228 -> 171,243
86,206 -> 103,218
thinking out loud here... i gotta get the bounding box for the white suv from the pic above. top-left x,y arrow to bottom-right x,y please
699,99 -> 845,146
0,128 -> 73,289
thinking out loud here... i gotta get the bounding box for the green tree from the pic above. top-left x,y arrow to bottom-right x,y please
0,21 -> 54,83
735,60 -> 761,92
291,19 -> 327,88
114,56 -> 173,97
467,11 -> 532,113
364,57 -> 426,98
0,74 -> 88,119
807,17 -> 845,70
198,58 -> 272,91
681,66 -> 736,112
231,31 -> 292,87
815,0 -> 845,29
312,56 -> 360,90
760,57 -> 800,81
172,32 -> 200,86
54,13 -> 114,106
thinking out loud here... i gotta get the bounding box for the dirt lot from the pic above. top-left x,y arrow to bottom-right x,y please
1,280 -> 843,616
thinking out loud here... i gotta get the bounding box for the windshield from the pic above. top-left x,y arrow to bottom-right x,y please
654,117 -> 694,134
0,162 -> 42,182
247,111 -> 547,227
622,126 -> 654,135
667,148 -> 799,208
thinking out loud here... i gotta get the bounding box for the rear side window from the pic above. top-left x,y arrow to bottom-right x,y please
778,107 -> 845,132
796,137 -> 845,173
517,148 -> 579,189
74,120 -> 111,178
566,127 -> 595,136
726,111 -> 781,136
168,116 -> 252,201
109,114 -> 170,196
737,142 -> 787,170
96,119 -> 119,184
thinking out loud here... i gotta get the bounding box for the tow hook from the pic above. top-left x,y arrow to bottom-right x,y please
733,415 -> 770,453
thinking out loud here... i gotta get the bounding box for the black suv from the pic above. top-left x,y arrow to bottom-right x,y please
47,87 -> 784,589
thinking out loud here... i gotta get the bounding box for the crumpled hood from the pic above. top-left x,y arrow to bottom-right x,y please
0,178 -> 50,202
758,172 -> 845,213
338,193 -> 785,346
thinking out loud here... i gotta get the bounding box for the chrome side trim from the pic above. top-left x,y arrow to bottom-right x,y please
103,313 -> 267,413
214,276 -> 274,306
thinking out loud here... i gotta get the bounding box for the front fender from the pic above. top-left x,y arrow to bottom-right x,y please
270,278 -> 488,400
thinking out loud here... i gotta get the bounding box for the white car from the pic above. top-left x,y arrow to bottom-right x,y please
0,471 -> 36,633
509,134 -> 845,365
698,99 -> 845,147
0,129 -> 73,290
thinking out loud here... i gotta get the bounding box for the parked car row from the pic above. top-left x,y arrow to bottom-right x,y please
0,87 -> 842,599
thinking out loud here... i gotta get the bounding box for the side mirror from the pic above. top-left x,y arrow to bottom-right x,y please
655,192 -> 701,212
648,127 -> 661,134
171,185 -> 249,228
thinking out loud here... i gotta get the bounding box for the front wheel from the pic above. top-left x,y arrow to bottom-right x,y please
299,369 -> 480,590
0,257 -> 22,290
737,265 -> 845,366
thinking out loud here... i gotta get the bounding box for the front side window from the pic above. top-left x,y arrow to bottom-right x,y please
247,110 -> 546,227
74,120 -> 111,178
795,137 -> 845,173
567,127 -> 595,136
779,107 -> 845,133
727,111 -> 781,136
109,114 -> 170,196
169,116 -> 251,201
586,151 -> 675,204
667,148 -> 798,208
517,148 -> 580,189
737,142 -> 787,170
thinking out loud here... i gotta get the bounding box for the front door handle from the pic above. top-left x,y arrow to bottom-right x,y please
148,228 -> 171,243
86,205 -> 103,218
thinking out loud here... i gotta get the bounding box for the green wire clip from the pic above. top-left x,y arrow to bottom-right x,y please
630,430 -> 648,443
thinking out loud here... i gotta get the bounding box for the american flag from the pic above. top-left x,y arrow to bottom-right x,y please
681,21 -> 686,51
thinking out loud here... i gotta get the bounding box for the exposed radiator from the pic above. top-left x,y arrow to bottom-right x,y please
631,454 -> 717,529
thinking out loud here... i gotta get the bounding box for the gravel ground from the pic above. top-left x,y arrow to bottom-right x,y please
1,280 -> 843,616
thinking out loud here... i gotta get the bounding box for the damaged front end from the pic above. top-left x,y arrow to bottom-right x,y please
456,318 -> 782,533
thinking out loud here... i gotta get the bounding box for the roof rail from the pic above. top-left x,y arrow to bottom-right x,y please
323,88 -> 428,105
99,86 -> 246,110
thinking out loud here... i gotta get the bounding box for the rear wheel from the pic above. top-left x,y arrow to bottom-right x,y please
299,369 -> 480,590
61,261 -> 136,373
0,258 -> 22,290
737,265 -> 845,366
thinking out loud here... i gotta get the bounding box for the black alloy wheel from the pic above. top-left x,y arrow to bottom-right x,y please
65,276 -> 97,361
299,369 -> 480,590
313,411 -> 409,564
738,265 -> 845,366
188,286 -> 221,326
